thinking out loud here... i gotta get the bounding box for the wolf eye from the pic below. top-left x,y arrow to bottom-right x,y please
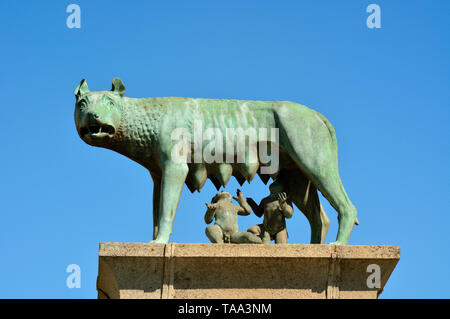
105,99 -> 114,107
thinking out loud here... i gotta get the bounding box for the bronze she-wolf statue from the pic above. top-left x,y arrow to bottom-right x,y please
74,78 -> 358,245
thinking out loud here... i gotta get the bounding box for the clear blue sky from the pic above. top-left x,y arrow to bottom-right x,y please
0,0 -> 449,298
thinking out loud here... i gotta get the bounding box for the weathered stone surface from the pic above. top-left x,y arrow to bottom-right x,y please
97,243 -> 400,299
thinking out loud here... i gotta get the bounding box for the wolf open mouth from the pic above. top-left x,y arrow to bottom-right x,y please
80,124 -> 115,138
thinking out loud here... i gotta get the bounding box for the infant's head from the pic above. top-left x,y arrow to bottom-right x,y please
211,191 -> 231,203
269,182 -> 284,194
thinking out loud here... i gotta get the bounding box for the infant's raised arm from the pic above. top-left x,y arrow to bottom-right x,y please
204,202 -> 217,224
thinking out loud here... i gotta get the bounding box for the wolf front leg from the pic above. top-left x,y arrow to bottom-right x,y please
150,173 -> 161,240
150,162 -> 188,243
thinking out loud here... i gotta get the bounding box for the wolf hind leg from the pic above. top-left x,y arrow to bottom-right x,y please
305,168 -> 356,245
278,110 -> 357,244
277,169 -> 330,244
289,184 -> 330,244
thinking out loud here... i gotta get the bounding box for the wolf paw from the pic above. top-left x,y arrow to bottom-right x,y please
148,238 -> 169,244
328,241 -> 346,245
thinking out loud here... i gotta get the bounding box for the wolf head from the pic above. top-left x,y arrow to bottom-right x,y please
74,78 -> 125,148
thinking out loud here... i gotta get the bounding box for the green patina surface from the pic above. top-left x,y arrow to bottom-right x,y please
74,78 -> 357,244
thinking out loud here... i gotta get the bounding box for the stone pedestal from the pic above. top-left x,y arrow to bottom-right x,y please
97,243 -> 400,299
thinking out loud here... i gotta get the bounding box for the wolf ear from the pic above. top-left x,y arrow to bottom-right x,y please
74,79 -> 89,99
111,77 -> 126,97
